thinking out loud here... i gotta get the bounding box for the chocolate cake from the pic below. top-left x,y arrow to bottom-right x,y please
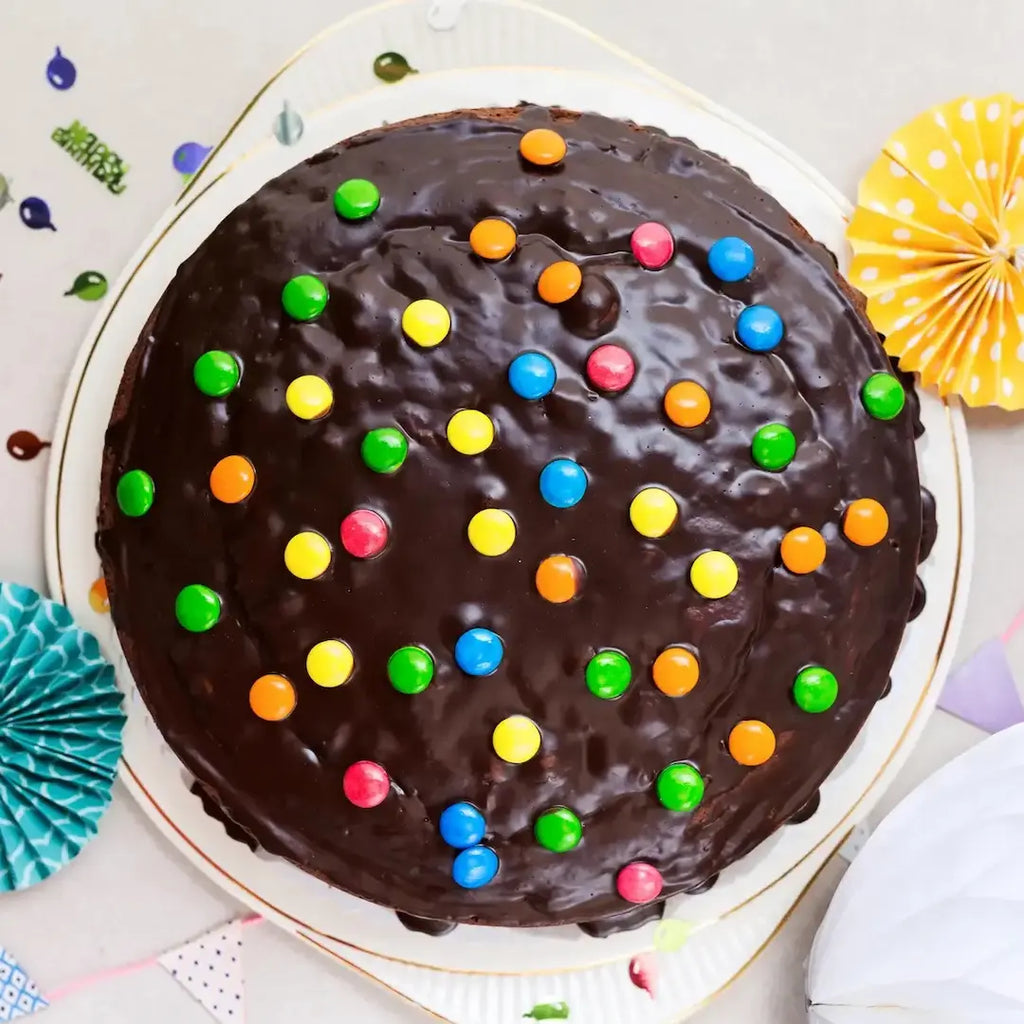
97,105 -> 930,930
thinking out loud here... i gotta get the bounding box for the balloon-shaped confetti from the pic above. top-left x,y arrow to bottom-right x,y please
64,270 -> 108,301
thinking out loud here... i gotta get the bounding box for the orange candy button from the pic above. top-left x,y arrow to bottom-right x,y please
249,674 -> 296,722
780,526 -> 826,574
537,261 -> 582,304
652,647 -> 699,697
470,218 -> 517,260
843,498 -> 889,547
535,555 -> 584,604
728,720 -> 776,766
210,455 -> 256,504
664,381 -> 711,428
519,127 -> 567,166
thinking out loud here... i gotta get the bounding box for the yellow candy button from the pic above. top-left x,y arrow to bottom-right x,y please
690,550 -> 738,599
629,487 -> 678,538
286,375 -> 333,420
284,530 -> 332,579
306,639 -> 354,688
402,298 -> 451,348
447,409 -> 494,455
468,509 -> 516,556
492,715 -> 541,764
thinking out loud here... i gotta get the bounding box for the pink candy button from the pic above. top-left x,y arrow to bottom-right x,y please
631,222 -> 674,270
343,760 -> 390,808
340,509 -> 389,559
616,862 -> 664,903
586,344 -> 636,393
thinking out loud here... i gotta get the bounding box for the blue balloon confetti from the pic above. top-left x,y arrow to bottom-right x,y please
173,141 -> 212,177
19,197 -> 55,231
46,47 -> 76,90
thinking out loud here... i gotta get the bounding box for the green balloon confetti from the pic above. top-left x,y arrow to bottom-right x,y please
373,51 -> 417,83
523,1003 -> 570,1021
64,270 -> 108,301
653,918 -> 694,953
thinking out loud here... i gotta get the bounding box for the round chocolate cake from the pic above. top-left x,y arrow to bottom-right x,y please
98,105 -> 928,930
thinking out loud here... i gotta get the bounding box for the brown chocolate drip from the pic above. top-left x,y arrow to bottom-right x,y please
7,430 -> 51,461
682,873 -> 719,895
189,780 -> 259,851
908,577 -> 926,622
878,675 -> 892,700
919,487 -> 937,563
577,900 -> 665,938
787,789 -> 821,824
395,912 -> 459,937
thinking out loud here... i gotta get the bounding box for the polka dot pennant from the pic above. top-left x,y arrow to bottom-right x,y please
656,763 -> 705,812
402,298 -> 451,348
281,274 -> 328,321
508,351 -> 556,399
209,455 -> 255,504
728,720 -> 776,766
361,427 -> 408,474
843,498 -> 889,546
175,584 -> 221,632
793,666 -> 839,713
537,261 -> 582,304
617,862 -> 663,903
286,375 -> 333,420
249,674 -> 296,721
751,423 -> 797,471
708,236 -> 755,281
388,645 -> 434,694
340,509 -> 389,559
519,127 -> 566,167
535,554 -> 584,604
439,802 -> 486,849
780,527 -> 826,574
470,218 -> 517,260
534,806 -> 582,853
664,381 -> 710,427
447,409 -> 494,455
467,508 -> 516,556
193,350 -> 240,397
539,458 -> 587,508
284,530 -> 332,579
652,646 -> 699,697
586,344 -> 635,393
452,845 -> 499,888
116,469 -> 154,517
307,640 -> 354,688
585,650 -> 632,700
631,222 -> 674,270
690,551 -> 738,599
455,627 -> 504,676
861,372 -> 906,420
343,760 -> 390,808
629,487 -> 678,538
736,304 -> 784,352
492,714 -> 541,764
334,178 -> 380,220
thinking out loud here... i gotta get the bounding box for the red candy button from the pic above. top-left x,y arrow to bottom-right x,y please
617,862 -> 664,903
631,222 -> 674,270
343,760 -> 390,808
586,345 -> 635,393
340,509 -> 389,558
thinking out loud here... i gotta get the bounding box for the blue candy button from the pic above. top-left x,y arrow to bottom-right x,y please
539,458 -> 587,509
708,236 -> 755,282
508,352 -> 556,400
736,305 -> 784,352
439,802 -> 486,849
452,845 -> 499,889
455,627 -> 504,676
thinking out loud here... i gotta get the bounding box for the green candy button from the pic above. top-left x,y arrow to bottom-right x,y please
193,350 -> 241,397
534,806 -> 582,853
334,178 -> 380,220
281,274 -> 328,321
861,372 -> 906,421
585,650 -> 632,700
175,584 -> 221,632
793,665 -> 839,713
751,423 -> 797,471
656,762 -> 705,812
116,469 -> 155,517
361,427 -> 408,474
388,645 -> 434,694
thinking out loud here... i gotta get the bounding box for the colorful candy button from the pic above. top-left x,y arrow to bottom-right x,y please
175,584 -> 221,632
340,509 -> 389,558
333,178 -> 380,220
284,530 -> 332,579
116,469 -> 155,517
664,381 -> 711,427
728,720 -> 776,766
535,555 -> 584,604
361,427 -> 408,474
452,845 -> 499,888
690,551 -> 738,599
539,458 -> 587,508
281,274 -> 328,321
467,509 -> 516,556
306,639 -> 354,688
586,650 -> 632,700
861,372 -> 906,420
193,350 -> 240,397
537,261 -> 582,305
656,763 -> 705,812
286,375 -> 333,420
455,628 -> 504,676
780,527 -> 826,574
631,222 -> 674,270
249,674 -> 296,721
519,128 -> 566,167
751,423 -> 797,471
439,802 -> 486,849
652,647 -> 699,697
617,862 -> 663,903
843,498 -> 889,547
209,455 -> 255,504
508,351 -> 556,399
629,487 -> 678,538
586,344 -> 635,393
387,645 -> 434,694
447,409 -> 494,455
402,298 -> 451,348
736,304 -> 784,352
708,236 -> 755,282
343,760 -> 390,808
793,666 -> 839,713
534,806 -> 582,853
492,715 -> 541,764
470,218 -> 517,260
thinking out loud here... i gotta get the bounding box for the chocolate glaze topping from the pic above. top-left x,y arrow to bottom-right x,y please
98,106 -> 924,928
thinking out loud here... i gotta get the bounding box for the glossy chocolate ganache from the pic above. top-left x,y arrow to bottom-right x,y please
98,105 -> 930,930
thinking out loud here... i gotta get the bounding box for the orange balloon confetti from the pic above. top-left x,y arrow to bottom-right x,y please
88,576 -> 109,614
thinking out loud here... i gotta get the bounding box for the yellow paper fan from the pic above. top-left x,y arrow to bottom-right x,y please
848,93 -> 1024,409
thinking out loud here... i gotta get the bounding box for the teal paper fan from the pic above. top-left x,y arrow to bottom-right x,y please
0,582 -> 124,890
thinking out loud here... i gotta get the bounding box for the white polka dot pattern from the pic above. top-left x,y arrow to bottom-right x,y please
157,921 -> 246,1023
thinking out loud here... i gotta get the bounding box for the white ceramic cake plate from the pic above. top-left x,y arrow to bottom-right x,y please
44,1 -> 972,1006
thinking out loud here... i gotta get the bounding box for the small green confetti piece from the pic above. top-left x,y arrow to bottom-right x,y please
793,665 -> 839,713
751,422 -> 796,471
585,650 -> 631,700
387,645 -> 434,694
64,270 -> 108,301
193,350 -> 241,397
653,918 -> 694,953
281,274 -> 328,321
175,584 -> 222,632
334,178 -> 380,220
861,372 -> 906,421
523,1003 -> 570,1021
116,469 -> 154,517
373,51 -> 417,83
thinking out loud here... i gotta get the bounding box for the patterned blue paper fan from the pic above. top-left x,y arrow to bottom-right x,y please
0,582 -> 124,891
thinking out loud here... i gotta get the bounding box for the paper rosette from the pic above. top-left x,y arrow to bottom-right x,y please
0,582 -> 124,890
848,93 -> 1024,409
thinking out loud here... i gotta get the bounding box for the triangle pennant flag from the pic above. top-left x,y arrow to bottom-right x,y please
938,637 -> 1024,733
157,921 -> 245,1024
0,947 -> 48,1020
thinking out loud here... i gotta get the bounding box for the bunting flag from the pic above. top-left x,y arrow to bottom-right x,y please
0,947 -> 48,1020
156,921 -> 246,1024
937,636 -> 1024,733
